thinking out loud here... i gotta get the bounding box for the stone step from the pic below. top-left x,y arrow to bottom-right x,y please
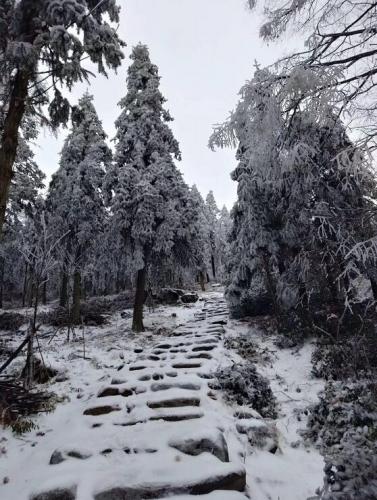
158,492 -> 248,500
93,464 -> 246,499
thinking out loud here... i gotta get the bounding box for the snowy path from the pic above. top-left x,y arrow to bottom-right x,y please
1,292 -> 324,500
2,294 -> 249,500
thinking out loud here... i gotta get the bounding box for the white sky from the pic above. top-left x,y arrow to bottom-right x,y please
34,0 -> 299,209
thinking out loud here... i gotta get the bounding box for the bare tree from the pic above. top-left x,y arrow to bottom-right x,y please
19,211 -> 67,389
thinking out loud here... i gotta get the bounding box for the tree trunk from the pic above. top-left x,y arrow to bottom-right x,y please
27,270 -> 34,308
199,271 -> 206,292
211,254 -> 216,280
261,251 -> 280,318
132,266 -> 147,332
59,270 -> 68,308
0,257 -> 4,309
370,277 -> 377,300
22,262 -> 28,307
72,270 -> 81,324
42,279 -> 47,305
24,272 -> 41,390
0,70 -> 30,235
326,264 -> 341,307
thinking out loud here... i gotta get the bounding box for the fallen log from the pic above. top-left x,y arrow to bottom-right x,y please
0,335 -> 30,375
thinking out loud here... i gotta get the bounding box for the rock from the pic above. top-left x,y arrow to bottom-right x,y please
169,433 -> 229,462
66,450 -> 91,460
236,419 -> 279,452
50,449 -> 91,465
55,372 -> 69,383
49,450 -> 65,465
147,396 -> 200,409
120,311 -> 132,319
149,412 -> 203,422
157,288 -> 184,304
210,319 -> 227,325
181,293 -> 199,304
150,382 -> 200,392
172,362 -> 201,369
83,405 -> 121,416
94,467 -> 246,499
98,387 -> 120,397
30,487 -> 77,500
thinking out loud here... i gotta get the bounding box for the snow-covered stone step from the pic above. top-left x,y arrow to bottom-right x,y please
92,457 -> 246,499
30,458 -> 246,499
158,492 -> 249,500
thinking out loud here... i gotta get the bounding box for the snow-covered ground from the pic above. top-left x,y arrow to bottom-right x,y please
0,290 -> 325,500
225,320 -> 324,500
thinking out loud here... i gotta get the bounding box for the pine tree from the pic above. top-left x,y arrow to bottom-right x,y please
0,0 -> 124,235
211,65 -> 377,334
189,185 -> 211,290
46,93 -> 111,322
0,115 -> 45,309
205,191 -> 220,280
105,44 -> 195,332
216,205 -> 232,281
7,118 -> 45,228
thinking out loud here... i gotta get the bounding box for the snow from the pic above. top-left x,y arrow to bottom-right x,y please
0,291 -> 325,500
224,319 -> 325,500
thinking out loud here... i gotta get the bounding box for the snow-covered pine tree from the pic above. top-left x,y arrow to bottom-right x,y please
211,64 -> 377,334
210,67 -> 283,319
0,0 -> 125,235
0,114 -> 45,308
205,191 -> 220,280
7,117 -> 45,228
46,93 -> 111,323
189,185 -> 211,290
216,205 -> 232,282
105,44 -> 197,332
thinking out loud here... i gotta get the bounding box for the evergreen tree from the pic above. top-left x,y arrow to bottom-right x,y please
189,185 -> 211,289
7,118 -> 45,228
211,66 -> 377,334
205,191 -> 220,280
0,116 -> 45,308
105,44 -> 195,332
46,93 -> 111,322
216,205 -> 232,281
0,0 -> 124,235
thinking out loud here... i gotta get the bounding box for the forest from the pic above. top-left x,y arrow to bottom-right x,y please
1,1 -> 377,500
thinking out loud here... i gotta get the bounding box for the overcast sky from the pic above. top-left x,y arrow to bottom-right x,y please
34,0 -> 298,209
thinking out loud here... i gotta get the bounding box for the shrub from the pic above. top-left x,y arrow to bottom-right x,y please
210,362 -> 277,418
224,334 -> 271,363
311,335 -> 377,380
305,378 -> 377,499
0,312 -> 27,331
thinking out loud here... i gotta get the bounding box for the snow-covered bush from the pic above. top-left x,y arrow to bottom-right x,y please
305,379 -> 377,499
0,311 -> 27,331
224,334 -> 271,363
224,335 -> 259,360
320,441 -> 377,500
210,362 -> 277,418
226,276 -> 273,319
312,336 -> 377,381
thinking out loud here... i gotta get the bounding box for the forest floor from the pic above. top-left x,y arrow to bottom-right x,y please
0,289 -> 324,500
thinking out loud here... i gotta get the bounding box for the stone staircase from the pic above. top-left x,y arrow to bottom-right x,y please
29,296 -> 250,500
